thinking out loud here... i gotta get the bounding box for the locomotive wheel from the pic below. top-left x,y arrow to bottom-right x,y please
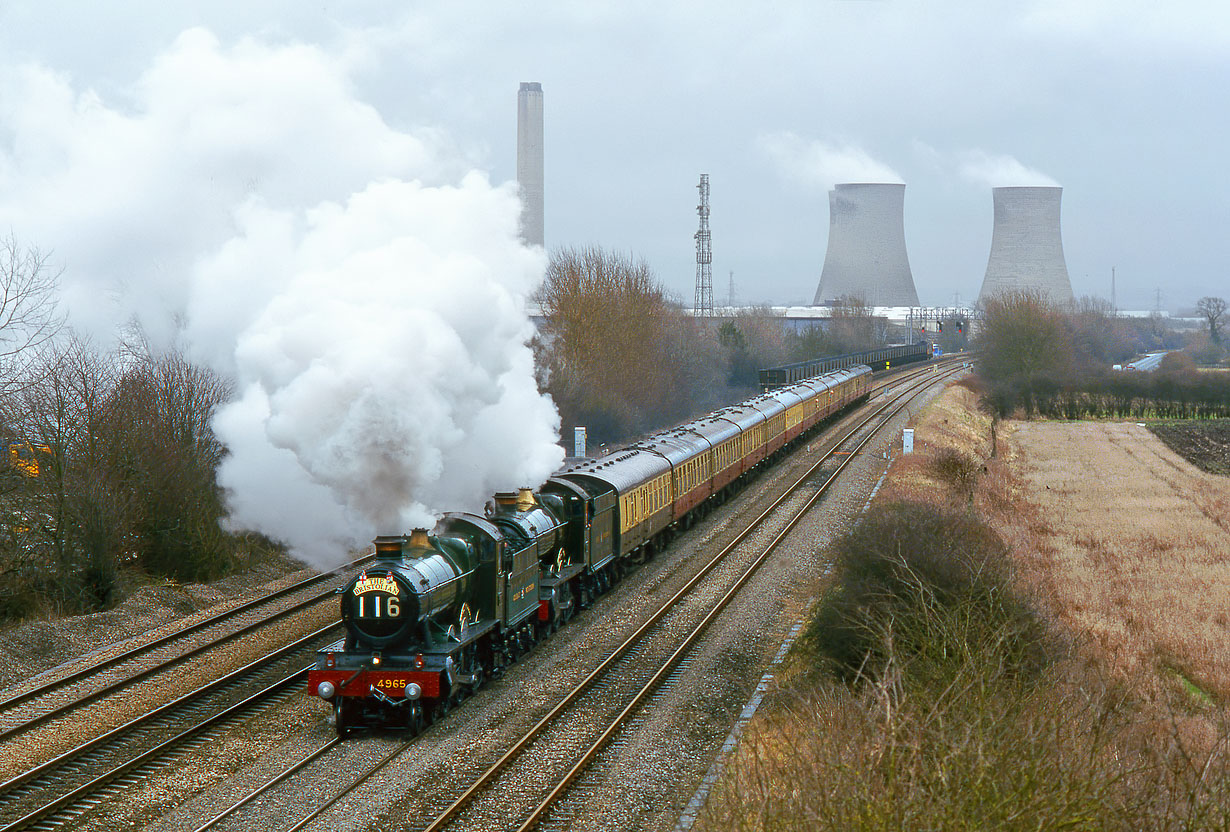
334,698 -> 353,738
557,586 -> 575,624
408,704 -> 425,736
468,665 -> 485,693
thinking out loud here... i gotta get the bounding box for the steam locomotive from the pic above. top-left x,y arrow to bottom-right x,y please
308,363 -> 876,735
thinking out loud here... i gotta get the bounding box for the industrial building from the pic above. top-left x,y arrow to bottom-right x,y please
517,82 -> 545,247
813,183 -> 920,308
977,186 -> 1074,306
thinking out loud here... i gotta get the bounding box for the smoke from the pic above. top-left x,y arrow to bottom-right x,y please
758,131 -> 904,189
205,176 -> 563,562
0,28 -> 564,566
958,150 -> 1060,188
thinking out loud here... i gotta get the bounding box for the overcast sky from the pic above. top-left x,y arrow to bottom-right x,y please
1,0 -> 1227,315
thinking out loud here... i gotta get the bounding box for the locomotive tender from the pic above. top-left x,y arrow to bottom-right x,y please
308,363 -> 877,735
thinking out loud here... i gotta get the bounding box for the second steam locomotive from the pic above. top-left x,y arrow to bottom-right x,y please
308,363 -> 876,735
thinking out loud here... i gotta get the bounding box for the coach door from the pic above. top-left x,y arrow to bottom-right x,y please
589,490 -> 617,570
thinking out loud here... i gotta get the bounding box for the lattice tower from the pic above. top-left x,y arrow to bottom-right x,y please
694,174 -> 713,317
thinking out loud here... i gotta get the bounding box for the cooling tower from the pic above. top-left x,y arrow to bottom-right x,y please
516,82 -> 544,247
977,186 -> 1074,306
813,183 -> 919,307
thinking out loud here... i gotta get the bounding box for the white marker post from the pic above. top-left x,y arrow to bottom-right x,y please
902,428 -> 914,454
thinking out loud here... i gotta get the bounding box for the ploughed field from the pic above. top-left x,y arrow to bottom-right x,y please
1149,418 -> 1230,476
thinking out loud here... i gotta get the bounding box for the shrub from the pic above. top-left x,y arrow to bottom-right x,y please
930,447 -> 982,501
803,501 -> 1050,689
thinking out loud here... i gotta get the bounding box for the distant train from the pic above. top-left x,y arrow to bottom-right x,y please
308,363 -> 882,735
758,342 -> 931,390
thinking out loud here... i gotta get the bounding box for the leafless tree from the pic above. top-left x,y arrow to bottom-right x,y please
977,289 -> 1072,382
1068,295 -> 1133,369
828,295 -> 884,352
718,307 -> 791,390
536,246 -> 711,443
3,331 -> 240,614
0,236 -> 65,398
108,343 -> 234,580
2,337 -> 129,611
1195,296 -> 1226,344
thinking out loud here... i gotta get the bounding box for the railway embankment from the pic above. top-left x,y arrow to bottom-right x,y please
0,554 -> 309,691
697,380 -> 1230,831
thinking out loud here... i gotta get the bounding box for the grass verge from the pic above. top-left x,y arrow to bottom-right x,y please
697,385 -> 1230,832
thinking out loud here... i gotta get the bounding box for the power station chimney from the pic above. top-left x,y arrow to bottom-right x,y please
813,183 -> 919,307
977,186 -> 1074,306
517,82 -> 544,248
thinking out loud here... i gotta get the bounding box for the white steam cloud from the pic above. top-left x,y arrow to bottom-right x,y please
758,131 -> 903,189
0,28 -> 564,566
958,150 -> 1060,188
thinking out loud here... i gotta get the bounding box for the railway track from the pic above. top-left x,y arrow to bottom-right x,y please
0,558 -> 374,832
0,557 -> 370,739
178,360 -> 967,832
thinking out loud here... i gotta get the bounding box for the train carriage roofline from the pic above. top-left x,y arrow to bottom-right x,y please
708,401 -> 768,430
759,385 -> 806,410
633,431 -> 711,466
674,414 -> 741,446
557,447 -> 671,495
745,391 -> 788,418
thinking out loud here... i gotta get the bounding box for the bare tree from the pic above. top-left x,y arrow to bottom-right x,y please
1195,296 -> 1226,344
0,236 -> 65,398
828,295 -> 884,352
718,307 -> 790,389
536,246 -> 708,443
974,289 -> 1074,416
108,344 -> 235,580
12,337 -> 134,610
977,290 -> 1072,381
1069,295 -> 1132,369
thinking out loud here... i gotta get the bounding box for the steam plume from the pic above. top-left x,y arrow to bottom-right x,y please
0,28 -> 564,566
958,150 -> 1060,187
758,131 -> 904,188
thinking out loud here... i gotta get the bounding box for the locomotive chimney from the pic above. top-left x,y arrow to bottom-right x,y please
373,535 -> 405,559
516,487 -> 535,512
494,492 -> 517,512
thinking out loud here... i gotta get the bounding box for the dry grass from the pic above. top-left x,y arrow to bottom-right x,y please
876,379 -> 995,507
696,381 -> 1230,832
703,662 -> 1230,832
1004,421 -> 1230,706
